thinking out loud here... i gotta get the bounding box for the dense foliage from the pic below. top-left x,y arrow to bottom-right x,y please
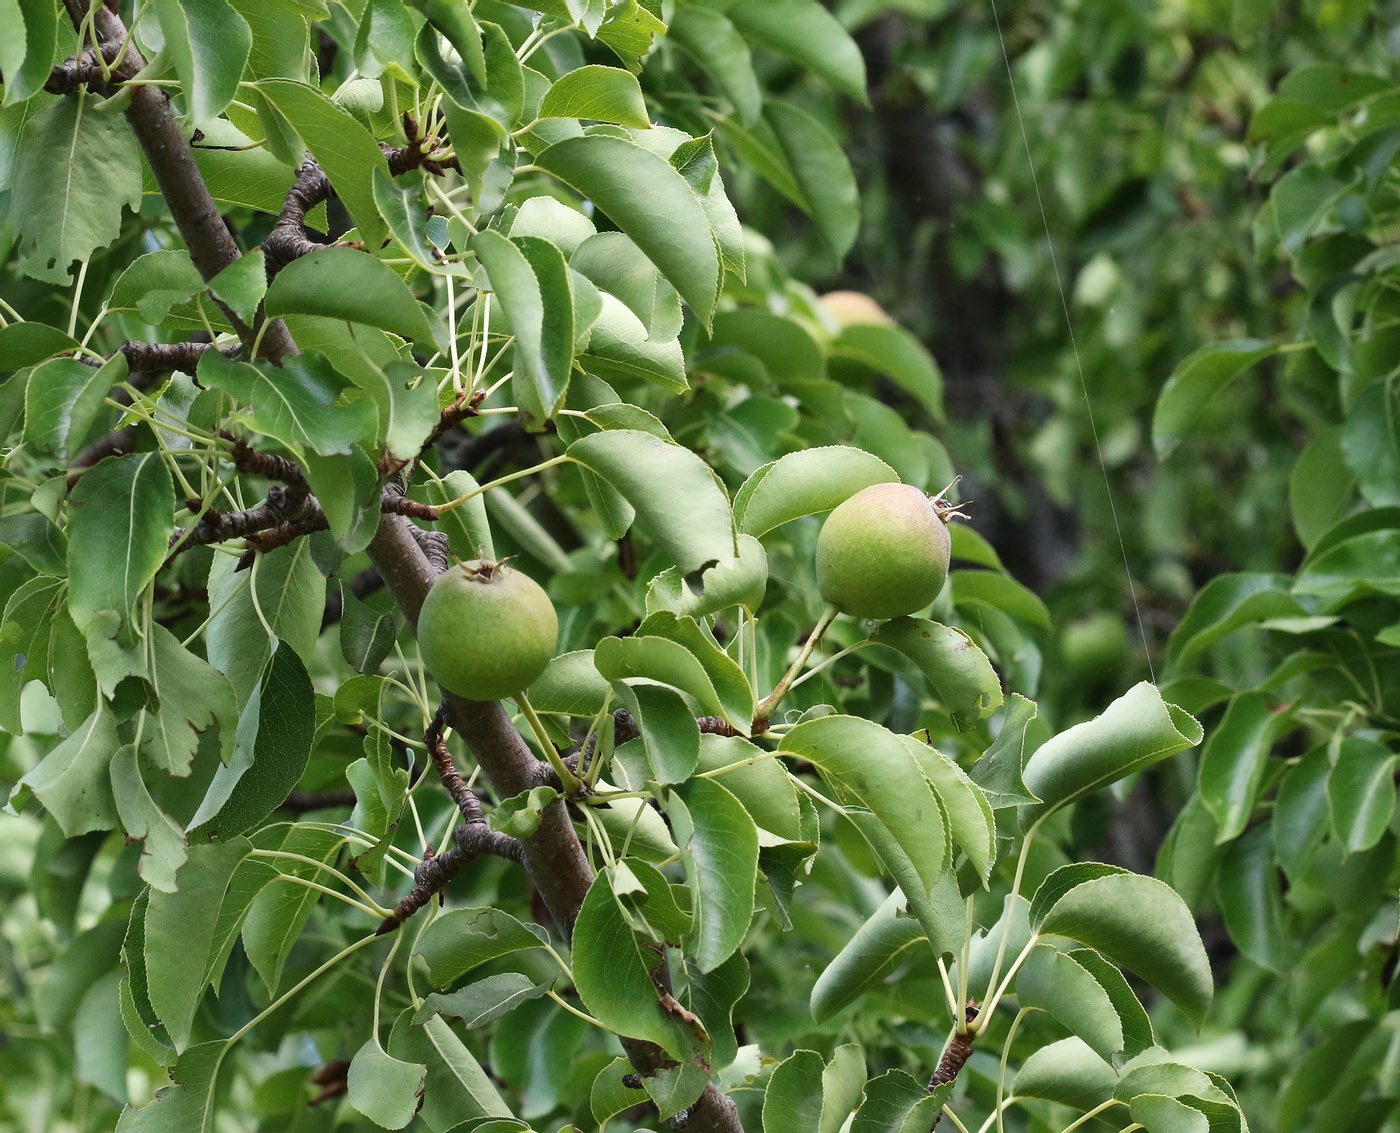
0,2 -> 1396,1132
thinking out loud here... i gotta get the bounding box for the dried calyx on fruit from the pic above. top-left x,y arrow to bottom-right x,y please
815,481 -> 964,620
417,558 -> 558,701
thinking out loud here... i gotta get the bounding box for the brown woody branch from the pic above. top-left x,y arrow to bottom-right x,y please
263,157 -> 332,281
375,710 -> 526,934
929,1003 -> 980,1120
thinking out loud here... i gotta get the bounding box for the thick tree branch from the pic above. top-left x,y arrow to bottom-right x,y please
61,0 -> 297,361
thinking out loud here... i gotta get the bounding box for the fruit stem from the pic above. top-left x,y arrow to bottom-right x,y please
753,604 -> 839,730
516,694 -> 585,796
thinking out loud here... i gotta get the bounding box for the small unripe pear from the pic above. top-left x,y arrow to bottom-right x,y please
819,290 -> 893,329
815,483 -> 951,620
418,560 -> 558,701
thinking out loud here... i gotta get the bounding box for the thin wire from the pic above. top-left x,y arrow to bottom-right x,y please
988,0 -> 1156,684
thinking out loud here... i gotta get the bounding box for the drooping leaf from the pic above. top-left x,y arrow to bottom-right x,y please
1029,863 -> 1213,1027
671,777 -> 759,972
1152,339 -> 1282,457
154,0 -> 252,126
23,354 -> 125,461
10,94 -> 143,284
1021,682 -> 1203,818
68,453 -> 174,648
535,134 -> 721,326
734,447 -> 897,536
347,1040 -> 427,1130
415,907 -> 548,987
870,618 -> 1003,731
11,705 -> 119,837
265,247 -> 432,342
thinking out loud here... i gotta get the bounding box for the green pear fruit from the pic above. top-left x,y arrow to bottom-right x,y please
815,483 -> 951,619
418,559 -> 558,701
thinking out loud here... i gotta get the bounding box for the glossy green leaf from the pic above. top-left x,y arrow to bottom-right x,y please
24,355 -> 124,461
242,825 -> 344,995
646,533 -> 768,618
9,94 -> 143,284
138,624 -> 237,776
265,247 -> 431,341
1327,736 -> 1398,853
255,79 -> 388,245
970,693 -> 1040,808
347,1040 -> 426,1130
871,618 -> 1003,731
114,1041 -> 224,1132
68,453 -> 174,647
1152,339 -> 1282,457
950,569 -> 1052,630
415,973 -> 548,1027
761,100 -> 859,258
0,0 -> 58,106
733,447 -> 897,536
849,1068 -> 946,1133
1217,825 -> 1286,972
539,65 -> 650,127
0,321 -> 80,367
144,839 -> 255,1050
902,737 -> 996,882
572,869 -> 697,1058
671,777 -> 759,972
831,322 -> 945,422
781,715 -> 947,898
472,230 -> 574,423
1022,682 -> 1203,817
415,907 -> 548,986
155,0 -> 252,126
1016,944 -> 1153,1064
1198,692 -> 1296,843
1013,1038 -> 1117,1108
728,0 -> 867,105
11,705 -> 118,837
536,134 -> 721,325
763,1049 -> 825,1133
567,428 -> 737,583
667,7 -> 761,124
188,642 -> 315,842
615,681 -> 700,784
386,1011 -> 513,1126
696,733 -> 802,841
1030,863 -> 1213,1027
590,1056 -> 649,1125
1166,572 -> 1307,672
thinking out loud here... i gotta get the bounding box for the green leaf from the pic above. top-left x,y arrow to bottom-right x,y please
415,973 -> 549,1027
407,0 -> 485,82
144,839 -> 255,1050
188,642 -> 315,842
387,1010 -> 514,1126
254,79 -> 389,245
581,291 -> 687,389
24,354 -> 125,461
591,1057 -> 649,1125
265,247 -> 432,342
1198,692 -> 1296,843
567,428 -> 737,584
207,251 -> 267,324
0,511 -> 65,578
1165,572 -> 1306,672
667,7 -> 762,124
429,469 -> 496,561
903,737 -> 996,882
0,321 -> 80,368
68,453 -> 174,647
114,1041 -> 224,1132
110,744 -> 186,893
1029,863 -> 1212,1027
573,869 -> 698,1058
850,1069 -> 946,1133
1327,736 -> 1398,853
1021,682 -> 1203,817
0,575 -> 60,734
198,349 -> 379,457
615,681 -> 700,784
139,624 -> 238,776
1152,339 -> 1282,458
242,825 -> 344,994
696,733 -> 802,841
11,705 -> 119,837
763,1050 -> 825,1133
780,716 -> 947,900
950,569 -> 1052,630
415,907 -> 548,986
526,650 -> 610,717
759,100 -> 860,258
671,777 -> 759,972
106,249 -> 206,325
810,883 -> 963,1023
1,0 -> 58,106
728,0 -> 867,104
1016,944 -> 1154,1064
154,0 -> 252,126
1013,1038 -> 1117,1108
347,1040 -> 427,1130
539,65 -> 651,127
339,582 -> 399,674
870,618 -> 1003,731
206,541 -> 325,704
10,94 -> 143,284
536,134 -> 721,326
572,231 -> 682,341
970,693 -> 1040,808
1216,825 -> 1286,972
831,323 -> 945,422
734,447 -> 897,536
472,230 -> 574,423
